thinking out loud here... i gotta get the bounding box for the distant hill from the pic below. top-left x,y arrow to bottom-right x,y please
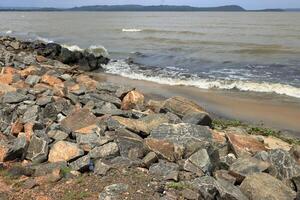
285,8 -> 300,11
69,5 -> 246,12
0,5 -> 246,12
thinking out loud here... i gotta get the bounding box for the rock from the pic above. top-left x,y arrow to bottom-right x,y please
0,83 -> 16,95
146,100 -> 164,113
4,134 -> 27,161
290,145 -> 300,164
183,159 -> 204,177
121,90 -> 144,110
22,105 -> 40,123
182,112 -> 212,127
115,85 -> 134,98
89,142 -> 119,159
149,160 -> 179,181
96,82 -> 119,93
1,91 -> 27,103
36,55 -> 47,63
47,130 -> 68,141
162,96 -> 206,117
33,161 -> 67,177
268,149 -> 300,180
25,75 -> 40,86
229,157 -> 270,183
61,108 -> 98,132
191,176 -> 248,200
150,123 -> 212,146
264,136 -> 292,151
99,183 -> 129,200
142,152 -> 158,168
36,96 -> 53,106
94,160 -> 112,176
48,141 -> 84,163
240,173 -> 296,200
75,124 -> 103,135
58,48 -> 76,64
181,189 -> 200,200
112,114 -> 169,136
11,119 -> 23,136
69,155 -> 91,172
145,138 -> 184,162
41,74 -> 63,87
76,133 -> 105,151
115,128 -> 146,159
34,168 -> 62,185
226,133 -> 267,157
92,102 -> 124,116
213,170 -> 236,184
186,149 -> 212,174
90,92 -> 121,107
26,135 -> 48,163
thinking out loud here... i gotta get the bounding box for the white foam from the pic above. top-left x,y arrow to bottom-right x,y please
122,29 -> 142,32
36,36 -> 54,43
62,44 -> 109,57
5,30 -> 13,34
103,60 -> 300,99
62,44 -> 84,52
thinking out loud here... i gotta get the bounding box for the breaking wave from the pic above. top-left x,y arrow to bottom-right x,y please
103,60 -> 300,99
122,29 -> 142,32
62,44 -> 109,57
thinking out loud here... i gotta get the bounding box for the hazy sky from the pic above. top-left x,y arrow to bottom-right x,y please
1,0 -> 300,9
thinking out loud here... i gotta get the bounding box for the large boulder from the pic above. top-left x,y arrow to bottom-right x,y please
48,141 -> 84,163
89,142 -> 119,159
240,173 -> 296,200
1,91 -> 27,103
185,149 -> 212,174
149,160 -> 179,181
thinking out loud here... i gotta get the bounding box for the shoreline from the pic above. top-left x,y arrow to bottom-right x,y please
93,72 -> 300,137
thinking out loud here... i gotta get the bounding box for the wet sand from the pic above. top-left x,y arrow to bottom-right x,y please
92,73 -> 300,136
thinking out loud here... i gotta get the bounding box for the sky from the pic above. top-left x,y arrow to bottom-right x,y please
0,0 -> 300,9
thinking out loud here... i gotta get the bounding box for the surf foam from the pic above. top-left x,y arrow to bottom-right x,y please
103,60 -> 300,99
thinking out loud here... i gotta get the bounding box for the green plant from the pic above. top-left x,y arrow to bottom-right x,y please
212,119 -> 244,130
61,167 -> 72,177
166,182 -> 188,190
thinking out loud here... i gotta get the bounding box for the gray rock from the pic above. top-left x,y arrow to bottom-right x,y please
99,183 -> 129,200
115,86 -> 134,98
182,112 -> 212,127
149,160 -> 179,181
47,130 -> 69,141
93,102 -> 124,116
25,75 -> 40,86
142,152 -> 158,168
36,96 -> 53,106
89,142 -> 119,159
229,157 -> 270,183
69,155 -> 91,172
60,74 -> 73,81
5,134 -> 27,161
2,91 -> 27,103
96,82 -> 119,93
187,149 -> 212,174
22,105 -> 40,123
240,173 -> 296,200
268,149 -> 300,180
26,135 -> 48,163
90,92 -> 121,107
94,160 -> 112,176
191,176 -> 248,200
117,135 -> 146,160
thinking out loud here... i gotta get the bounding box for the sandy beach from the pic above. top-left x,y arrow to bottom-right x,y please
93,73 -> 300,136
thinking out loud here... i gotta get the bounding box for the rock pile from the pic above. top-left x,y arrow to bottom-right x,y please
0,36 -> 300,200
0,36 -> 109,71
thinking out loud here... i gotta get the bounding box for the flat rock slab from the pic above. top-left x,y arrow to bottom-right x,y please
149,160 -> 179,181
26,135 -> 48,164
48,141 -> 84,163
226,133 -> 267,157
240,173 -> 296,200
162,96 -> 206,117
61,108 -> 98,132
150,123 -> 212,145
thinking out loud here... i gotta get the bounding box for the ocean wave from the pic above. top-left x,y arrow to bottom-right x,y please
122,29 -> 142,32
103,60 -> 300,99
5,30 -> 13,34
62,44 -> 109,57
